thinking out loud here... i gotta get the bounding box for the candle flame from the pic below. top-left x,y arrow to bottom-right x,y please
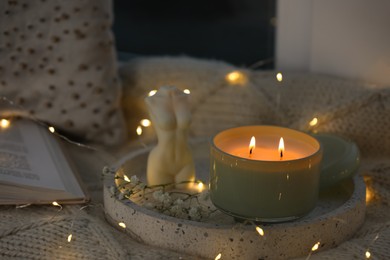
183,89 -> 191,94
48,126 -> 55,133
249,136 -> 256,155
279,137 -> 284,159
365,250 -> 371,259
67,234 -> 73,242
214,253 -> 222,260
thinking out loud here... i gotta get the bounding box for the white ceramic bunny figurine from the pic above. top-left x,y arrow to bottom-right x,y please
145,86 -> 195,187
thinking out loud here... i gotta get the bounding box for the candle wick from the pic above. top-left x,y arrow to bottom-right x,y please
250,148 -> 253,155
280,150 -> 283,159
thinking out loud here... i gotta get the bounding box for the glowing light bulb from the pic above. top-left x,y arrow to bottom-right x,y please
366,187 -> 374,204
67,234 -> 73,242
276,72 -> 283,82
365,250 -> 371,259
136,126 -> 142,136
52,201 -> 62,210
48,126 -> 55,133
309,117 -> 318,127
225,71 -> 247,85
118,222 -> 126,229
197,182 -> 204,192
227,71 -> 241,81
311,242 -> 320,251
183,89 -> 191,94
214,253 -> 222,260
148,90 -> 157,97
364,177 -> 375,204
256,226 -> 265,236
0,119 -> 10,128
140,119 -> 151,127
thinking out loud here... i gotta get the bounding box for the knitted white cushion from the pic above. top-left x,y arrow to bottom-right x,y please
120,57 -> 390,156
119,56 -> 278,140
251,71 -> 390,157
0,0 -> 126,145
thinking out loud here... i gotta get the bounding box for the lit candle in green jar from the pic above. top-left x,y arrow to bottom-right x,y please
210,125 -> 323,222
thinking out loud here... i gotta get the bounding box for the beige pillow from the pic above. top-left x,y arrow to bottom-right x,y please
0,0 -> 126,145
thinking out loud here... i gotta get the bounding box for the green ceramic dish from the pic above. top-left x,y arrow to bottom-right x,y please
314,133 -> 360,189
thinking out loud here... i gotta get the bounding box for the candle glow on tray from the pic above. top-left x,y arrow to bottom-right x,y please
220,133 -> 313,162
210,125 -> 323,222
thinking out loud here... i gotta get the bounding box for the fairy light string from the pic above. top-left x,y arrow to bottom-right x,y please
1,100 -> 125,250
0,96 -> 120,251
0,58 -> 385,258
304,241 -> 321,260
128,71 -> 383,259
0,96 -> 103,153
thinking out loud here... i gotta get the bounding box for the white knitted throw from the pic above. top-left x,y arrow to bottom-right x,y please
1,56 -> 389,259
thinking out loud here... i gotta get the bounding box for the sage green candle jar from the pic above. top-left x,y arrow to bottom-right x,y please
210,126 -> 323,222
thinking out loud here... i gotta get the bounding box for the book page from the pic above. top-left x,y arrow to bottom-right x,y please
39,125 -> 85,198
0,120 -> 65,191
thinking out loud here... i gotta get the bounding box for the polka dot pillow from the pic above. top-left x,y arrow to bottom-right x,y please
0,0 -> 126,145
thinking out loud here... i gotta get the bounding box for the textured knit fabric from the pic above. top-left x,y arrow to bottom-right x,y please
120,57 -> 390,157
0,56 -> 389,259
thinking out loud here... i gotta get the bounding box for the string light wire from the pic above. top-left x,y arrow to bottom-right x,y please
1,56 -> 383,259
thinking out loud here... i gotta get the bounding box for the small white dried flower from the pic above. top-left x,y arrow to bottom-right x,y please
174,198 -> 184,205
153,190 -> 164,200
160,192 -> 171,204
170,204 -> 182,215
138,182 -> 147,189
188,206 -> 202,220
102,166 -> 112,175
130,175 -> 139,183
199,190 -> 210,201
152,190 -> 172,204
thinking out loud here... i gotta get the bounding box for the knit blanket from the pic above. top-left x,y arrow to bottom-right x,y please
1,56 -> 389,259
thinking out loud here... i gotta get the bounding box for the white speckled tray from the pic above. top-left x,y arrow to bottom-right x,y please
104,139 -> 366,260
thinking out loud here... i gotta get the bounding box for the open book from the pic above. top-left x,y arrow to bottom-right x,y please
0,119 -> 88,204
